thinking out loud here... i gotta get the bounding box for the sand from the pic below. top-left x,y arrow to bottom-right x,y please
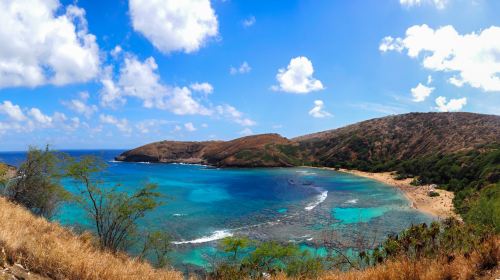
317,167 -> 458,219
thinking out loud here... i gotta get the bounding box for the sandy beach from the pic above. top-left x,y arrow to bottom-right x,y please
316,167 -> 458,219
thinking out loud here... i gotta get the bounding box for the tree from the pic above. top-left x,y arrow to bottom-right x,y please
65,155 -> 163,252
139,231 -> 172,268
220,237 -> 251,261
2,147 -> 69,219
0,163 -> 8,190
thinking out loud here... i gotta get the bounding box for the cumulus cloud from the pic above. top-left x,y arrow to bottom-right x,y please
242,16 -> 256,28
308,100 -> 332,118
215,104 -> 256,126
99,114 -> 131,133
190,82 -> 214,94
434,96 -> 467,112
0,101 -> 27,122
100,55 -> 212,115
411,83 -> 434,102
184,122 -> 196,132
99,66 -> 126,108
272,56 -> 324,94
230,62 -> 252,75
129,0 -> 218,54
381,24 -> 500,92
28,108 -> 53,126
63,91 -> 98,118
0,100 -> 81,134
0,0 -> 100,88
400,0 -> 448,9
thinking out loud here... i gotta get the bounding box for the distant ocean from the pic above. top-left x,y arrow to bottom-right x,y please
0,150 -> 433,269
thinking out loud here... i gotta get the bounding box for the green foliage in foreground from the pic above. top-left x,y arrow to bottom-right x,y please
0,148 -> 171,267
65,155 -> 165,253
465,183 -> 500,233
1,146 -> 70,218
210,218 -> 496,279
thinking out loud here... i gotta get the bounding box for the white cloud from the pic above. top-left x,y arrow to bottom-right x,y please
99,54 -> 256,126
110,45 -> 122,59
28,108 -> 52,126
239,128 -> 253,136
308,100 -> 332,118
129,0 -> 218,54
116,55 -> 212,115
427,75 -> 433,85
184,122 -> 196,132
0,101 -> 82,134
63,91 -> 98,118
400,0 -> 448,9
411,83 -> 434,102
230,62 -> 252,75
215,104 -> 256,126
272,56 -> 324,94
434,96 -> 467,112
0,0 -> 99,88
99,66 -> 126,108
381,24 -> 500,92
190,82 -> 214,94
99,114 -> 131,133
379,37 -> 404,52
242,16 -> 256,28
0,101 -> 27,122
136,119 -> 169,134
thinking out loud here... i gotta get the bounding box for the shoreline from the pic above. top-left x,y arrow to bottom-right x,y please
312,167 -> 458,219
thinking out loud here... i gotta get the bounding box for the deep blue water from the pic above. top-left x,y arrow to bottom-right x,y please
0,150 -> 433,269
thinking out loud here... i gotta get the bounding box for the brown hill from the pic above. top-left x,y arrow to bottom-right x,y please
295,112 -> 500,167
115,133 -> 298,167
116,112 -> 500,168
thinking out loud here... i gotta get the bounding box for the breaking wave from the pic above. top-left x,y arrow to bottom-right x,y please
305,190 -> 328,211
172,230 -> 233,245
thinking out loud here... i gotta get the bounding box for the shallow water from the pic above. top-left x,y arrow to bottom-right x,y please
0,150 -> 433,269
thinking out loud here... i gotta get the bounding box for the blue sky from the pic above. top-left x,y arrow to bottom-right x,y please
0,0 -> 499,150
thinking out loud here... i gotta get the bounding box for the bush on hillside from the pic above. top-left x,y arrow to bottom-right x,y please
1,147 -> 70,218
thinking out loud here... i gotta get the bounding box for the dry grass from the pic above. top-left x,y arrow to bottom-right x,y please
270,239 -> 500,280
0,197 -> 182,280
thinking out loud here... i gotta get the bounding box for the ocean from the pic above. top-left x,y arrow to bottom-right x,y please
0,150 -> 433,269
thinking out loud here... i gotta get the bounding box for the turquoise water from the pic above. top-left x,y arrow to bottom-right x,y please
0,150 -> 433,270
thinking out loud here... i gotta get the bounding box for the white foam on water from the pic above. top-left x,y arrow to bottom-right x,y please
346,198 -> 358,204
305,191 -> 328,211
295,170 -> 317,176
172,230 -> 233,245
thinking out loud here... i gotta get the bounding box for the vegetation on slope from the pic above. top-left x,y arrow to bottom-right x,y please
0,197 -> 182,280
208,219 -> 498,279
0,148 -> 177,279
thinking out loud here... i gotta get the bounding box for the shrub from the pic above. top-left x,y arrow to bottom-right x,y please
2,147 -> 70,219
428,191 -> 440,197
65,155 -> 164,253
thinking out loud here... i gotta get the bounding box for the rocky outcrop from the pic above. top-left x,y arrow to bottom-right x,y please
116,112 -> 500,167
